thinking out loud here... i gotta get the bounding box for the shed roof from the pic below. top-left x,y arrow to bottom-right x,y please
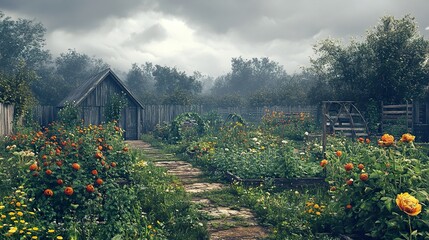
58,68 -> 144,109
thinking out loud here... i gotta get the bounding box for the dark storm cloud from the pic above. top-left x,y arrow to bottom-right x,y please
0,0 -> 153,31
1,0 -> 429,76
151,0 -> 429,41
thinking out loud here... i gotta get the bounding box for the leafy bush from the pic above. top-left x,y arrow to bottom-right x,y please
322,134 -> 429,239
0,122 -> 208,239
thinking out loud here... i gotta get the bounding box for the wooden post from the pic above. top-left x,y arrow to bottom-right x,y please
322,102 -> 327,159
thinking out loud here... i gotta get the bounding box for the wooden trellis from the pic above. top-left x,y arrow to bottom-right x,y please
322,101 -> 369,155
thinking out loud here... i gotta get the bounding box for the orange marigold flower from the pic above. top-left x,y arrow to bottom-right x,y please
44,189 -> 54,197
72,163 -> 80,171
336,150 -> 342,157
95,152 -> 103,159
86,184 -> 95,193
379,134 -> 394,147
29,163 -> 38,171
96,178 -> 103,185
344,163 -> 354,171
396,192 -> 422,216
400,133 -> 415,143
359,173 -> 369,181
358,163 -> 364,170
64,187 -> 74,196
320,159 -> 328,168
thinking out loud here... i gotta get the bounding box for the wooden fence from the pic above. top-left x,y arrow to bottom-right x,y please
32,105 -> 317,133
0,103 -> 14,136
381,101 -> 429,142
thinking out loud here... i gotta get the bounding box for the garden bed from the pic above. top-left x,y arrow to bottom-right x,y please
225,171 -> 327,188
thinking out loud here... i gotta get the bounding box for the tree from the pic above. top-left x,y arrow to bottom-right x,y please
0,62 -> 37,116
152,65 -> 202,104
54,49 -> 109,99
125,62 -> 156,104
31,64 -> 67,105
211,57 -> 288,96
0,11 -> 50,72
308,15 -> 429,106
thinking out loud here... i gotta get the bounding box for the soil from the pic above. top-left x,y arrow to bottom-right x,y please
125,140 -> 269,240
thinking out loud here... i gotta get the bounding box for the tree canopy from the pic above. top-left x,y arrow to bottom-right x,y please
0,11 -> 50,72
308,15 -> 429,106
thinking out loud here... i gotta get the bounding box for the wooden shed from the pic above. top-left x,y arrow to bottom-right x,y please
58,68 -> 144,140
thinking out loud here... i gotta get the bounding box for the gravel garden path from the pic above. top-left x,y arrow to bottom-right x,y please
125,140 -> 268,240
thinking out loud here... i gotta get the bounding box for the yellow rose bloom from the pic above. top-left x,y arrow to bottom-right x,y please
396,192 -> 422,216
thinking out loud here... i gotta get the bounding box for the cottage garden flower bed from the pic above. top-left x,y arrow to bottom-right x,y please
150,111 -> 429,239
0,122 -> 206,239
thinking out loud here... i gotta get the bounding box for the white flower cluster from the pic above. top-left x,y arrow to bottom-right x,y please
13,150 -> 35,157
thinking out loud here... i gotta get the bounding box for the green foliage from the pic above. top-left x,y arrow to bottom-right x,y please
125,62 -> 156,104
308,15 -> 429,106
0,62 -> 37,118
0,11 -> 50,71
261,110 -> 316,141
57,102 -> 80,127
235,185 -> 337,240
104,92 -> 128,122
170,112 -> 206,143
211,57 -> 287,96
0,122 -> 208,239
153,65 -> 202,105
323,135 -> 429,239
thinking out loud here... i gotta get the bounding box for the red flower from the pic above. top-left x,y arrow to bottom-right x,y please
360,173 -> 369,181
95,152 -> 103,159
86,184 -> 95,193
358,164 -> 364,170
29,163 -> 38,171
45,169 -> 53,175
91,169 -> 98,175
96,178 -> 103,185
344,163 -> 354,171
110,162 -> 117,168
44,189 -> 54,197
64,187 -> 74,196
57,179 -> 64,185
320,159 -> 328,168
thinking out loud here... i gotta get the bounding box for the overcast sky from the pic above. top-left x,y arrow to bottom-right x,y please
1,0 -> 429,77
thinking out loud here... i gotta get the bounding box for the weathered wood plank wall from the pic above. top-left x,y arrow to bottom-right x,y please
0,103 -> 14,136
141,105 -> 204,132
